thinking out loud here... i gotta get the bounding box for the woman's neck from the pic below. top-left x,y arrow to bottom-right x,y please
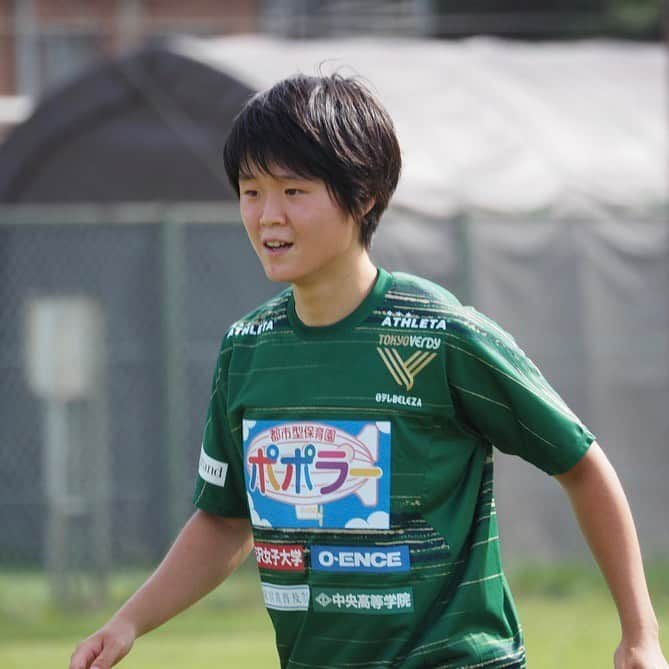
292,252 -> 378,327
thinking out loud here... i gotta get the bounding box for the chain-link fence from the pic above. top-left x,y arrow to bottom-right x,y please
0,204 -> 277,571
2,204 -> 668,607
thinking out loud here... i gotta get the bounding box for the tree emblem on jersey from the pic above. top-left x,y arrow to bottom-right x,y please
315,592 -> 332,607
376,347 -> 437,390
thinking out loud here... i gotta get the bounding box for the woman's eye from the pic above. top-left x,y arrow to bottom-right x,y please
285,188 -> 301,196
243,190 -> 258,197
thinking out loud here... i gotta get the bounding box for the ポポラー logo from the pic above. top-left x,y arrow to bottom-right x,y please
377,347 -> 437,390
311,545 -> 410,573
243,420 -> 391,530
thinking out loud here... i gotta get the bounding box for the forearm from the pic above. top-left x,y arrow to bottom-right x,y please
111,510 -> 253,638
555,442 -> 658,642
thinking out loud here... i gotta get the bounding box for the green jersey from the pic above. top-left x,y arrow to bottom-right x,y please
193,267 -> 595,669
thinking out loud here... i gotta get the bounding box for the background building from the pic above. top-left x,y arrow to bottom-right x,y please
0,1 -> 663,100
0,1 -> 260,103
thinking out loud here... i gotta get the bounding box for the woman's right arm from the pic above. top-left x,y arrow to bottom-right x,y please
69,510 -> 254,669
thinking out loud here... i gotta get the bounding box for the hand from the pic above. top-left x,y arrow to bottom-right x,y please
69,617 -> 136,669
614,638 -> 669,669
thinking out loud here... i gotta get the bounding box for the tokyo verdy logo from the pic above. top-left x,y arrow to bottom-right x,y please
376,347 -> 437,391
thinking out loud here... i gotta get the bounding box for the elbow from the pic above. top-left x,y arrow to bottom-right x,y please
554,440 -> 604,490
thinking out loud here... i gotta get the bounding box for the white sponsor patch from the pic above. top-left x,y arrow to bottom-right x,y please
198,447 -> 228,487
262,583 -> 310,611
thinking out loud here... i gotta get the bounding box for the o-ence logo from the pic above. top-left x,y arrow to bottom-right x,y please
244,420 -> 391,530
311,545 -> 410,573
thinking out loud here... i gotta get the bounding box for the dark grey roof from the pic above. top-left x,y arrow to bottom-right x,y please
0,42 -> 253,204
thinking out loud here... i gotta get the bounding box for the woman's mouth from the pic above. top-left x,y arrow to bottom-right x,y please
264,240 -> 294,254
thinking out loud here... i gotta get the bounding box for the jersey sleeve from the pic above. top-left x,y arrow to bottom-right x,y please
445,307 -> 596,475
192,342 -> 249,517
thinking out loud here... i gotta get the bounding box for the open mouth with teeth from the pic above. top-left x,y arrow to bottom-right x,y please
264,241 -> 293,249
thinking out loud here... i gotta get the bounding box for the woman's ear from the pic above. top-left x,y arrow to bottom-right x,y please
362,198 -> 376,217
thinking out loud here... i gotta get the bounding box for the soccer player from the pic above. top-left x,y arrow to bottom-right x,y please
69,74 -> 667,669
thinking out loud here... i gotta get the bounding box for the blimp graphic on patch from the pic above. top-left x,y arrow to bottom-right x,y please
243,420 -> 391,530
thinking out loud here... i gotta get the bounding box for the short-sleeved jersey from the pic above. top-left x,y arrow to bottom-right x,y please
193,267 -> 595,669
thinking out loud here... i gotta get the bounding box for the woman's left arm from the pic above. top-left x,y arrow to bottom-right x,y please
555,441 -> 668,668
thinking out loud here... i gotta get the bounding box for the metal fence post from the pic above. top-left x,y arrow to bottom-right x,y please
454,213 -> 474,305
161,214 -> 189,548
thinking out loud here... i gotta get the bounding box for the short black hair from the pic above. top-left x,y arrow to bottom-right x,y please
223,73 -> 402,249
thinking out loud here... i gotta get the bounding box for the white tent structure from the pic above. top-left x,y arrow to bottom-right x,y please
0,95 -> 32,139
175,35 -> 667,220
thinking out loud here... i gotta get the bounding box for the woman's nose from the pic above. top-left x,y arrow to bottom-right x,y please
259,193 -> 286,226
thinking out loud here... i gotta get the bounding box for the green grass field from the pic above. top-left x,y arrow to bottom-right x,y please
1,561 -> 667,669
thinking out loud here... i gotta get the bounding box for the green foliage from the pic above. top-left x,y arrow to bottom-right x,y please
609,0 -> 664,36
431,0 -> 665,38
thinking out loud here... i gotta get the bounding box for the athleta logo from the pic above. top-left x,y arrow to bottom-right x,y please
381,310 -> 448,331
227,318 -> 273,337
377,347 -> 437,390
311,545 -> 410,573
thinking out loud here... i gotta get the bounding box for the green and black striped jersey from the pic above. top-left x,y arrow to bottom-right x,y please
193,267 -> 595,669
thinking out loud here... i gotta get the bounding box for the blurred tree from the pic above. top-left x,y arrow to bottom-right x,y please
431,0 -> 664,39
608,0 -> 664,36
